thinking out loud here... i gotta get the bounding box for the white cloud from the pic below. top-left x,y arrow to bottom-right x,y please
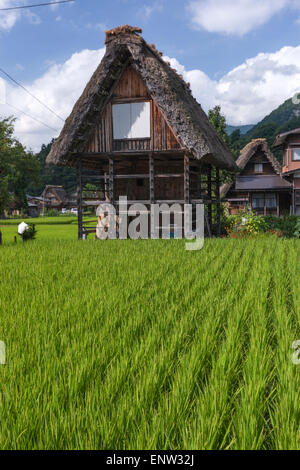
0,0 -> 43,31
164,44 -> 300,125
137,1 -> 163,20
2,43 -> 300,151
0,0 -> 22,31
50,2 -> 59,11
0,48 -> 105,151
187,0 -> 299,35
25,10 -> 41,25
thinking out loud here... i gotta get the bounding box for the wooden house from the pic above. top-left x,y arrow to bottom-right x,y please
47,25 -> 236,239
40,185 -> 69,212
273,128 -> 300,215
221,139 -> 292,216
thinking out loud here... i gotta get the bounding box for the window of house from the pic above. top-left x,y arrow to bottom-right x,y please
252,193 -> 265,209
254,163 -> 263,173
252,193 -> 277,210
265,193 -> 277,209
112,102 -> 151,139
292,148 -> 300,161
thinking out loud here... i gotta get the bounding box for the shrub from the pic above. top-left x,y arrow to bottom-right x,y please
225,207 -> 267,238
263,215 -> 300,238
45,209 -> 59,217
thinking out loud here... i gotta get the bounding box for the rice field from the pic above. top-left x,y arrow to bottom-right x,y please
0,224 -> 299,450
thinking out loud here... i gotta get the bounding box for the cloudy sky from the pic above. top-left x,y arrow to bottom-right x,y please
1,0 -> 300,151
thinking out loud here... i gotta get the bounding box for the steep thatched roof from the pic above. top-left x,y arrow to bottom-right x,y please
273,128 -> 300,147
47,25 -> 236,171
221,139 -> 283,197
41,185 -> 67,203
236,139 -> 281,174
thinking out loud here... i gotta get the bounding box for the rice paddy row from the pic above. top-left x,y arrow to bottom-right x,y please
0,236 -> 299,449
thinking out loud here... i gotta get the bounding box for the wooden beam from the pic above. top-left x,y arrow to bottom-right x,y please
207,165 -> 212,231
108,157 -> 114,204
149,153 -> 155,204
77,159 -> 83,240
155,173 -> 184,178
76,149 -> 186,158
216,168 -> 221,237
184,154 -> 190,204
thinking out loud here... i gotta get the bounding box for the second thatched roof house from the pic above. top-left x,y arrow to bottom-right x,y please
221,139 -> 292,216
47,25 -> 236,239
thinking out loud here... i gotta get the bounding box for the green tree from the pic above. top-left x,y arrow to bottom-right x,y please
27,140 -> 76,196
208,105 -> 238,184
208,105 -> 230,145
0,117 -> 40,216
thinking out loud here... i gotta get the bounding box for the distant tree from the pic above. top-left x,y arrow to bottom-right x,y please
230,128 -> 241,143
27,140 -> 76,196
0,117 -> 40,215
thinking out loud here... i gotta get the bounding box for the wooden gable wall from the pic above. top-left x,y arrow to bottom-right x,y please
241,149 -> 276,176
85,65 -> 182,153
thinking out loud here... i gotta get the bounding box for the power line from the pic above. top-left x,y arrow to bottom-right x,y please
0,1 -> 75,11
0,67 -> 65,122
5,101 -> 59,132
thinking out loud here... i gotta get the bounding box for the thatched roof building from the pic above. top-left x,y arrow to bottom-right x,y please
221,139 -> 291,216
47,25 -> 235,171
221,139 -> 286,196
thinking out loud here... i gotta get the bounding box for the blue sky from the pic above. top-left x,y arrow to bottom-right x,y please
1,0 -> 300,150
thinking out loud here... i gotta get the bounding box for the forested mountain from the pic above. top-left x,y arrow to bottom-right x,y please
226,124 -> 254,135
226,97 -> 300,163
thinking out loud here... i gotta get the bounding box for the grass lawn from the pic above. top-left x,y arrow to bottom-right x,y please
0,223 -> 299,450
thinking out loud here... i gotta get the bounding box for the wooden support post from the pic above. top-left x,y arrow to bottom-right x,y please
277,193 -> 280,217
77,158 -> 83,240
0,230 -> 2,245
292,188 -> 295,215
149,153 -> 155,204
184,154 -> 190,204
108,157 -> 117,236
104,172 -> 108,199
109,157 -> 114,204
207,165 -> 212,232
216,168 -> 221,237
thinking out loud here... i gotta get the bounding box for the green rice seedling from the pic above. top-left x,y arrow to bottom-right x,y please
0,232 -> 299,450
268,241 -> 300,450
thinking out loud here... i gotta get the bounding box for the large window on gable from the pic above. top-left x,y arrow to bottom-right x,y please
112,102 -> 151,140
